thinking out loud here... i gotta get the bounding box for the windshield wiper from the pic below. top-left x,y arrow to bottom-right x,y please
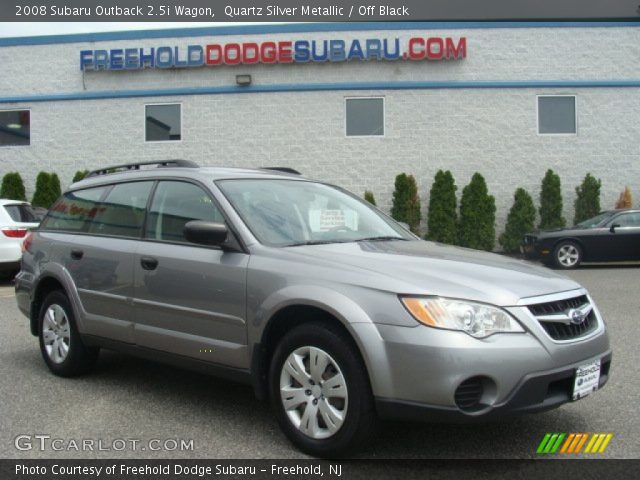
283,240 -> 348,247
354,236 -> 408,242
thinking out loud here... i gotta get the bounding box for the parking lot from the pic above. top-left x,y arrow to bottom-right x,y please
0,267 -> 638,459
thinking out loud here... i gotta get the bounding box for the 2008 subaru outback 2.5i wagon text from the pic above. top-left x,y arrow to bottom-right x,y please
15,160 -> 611,456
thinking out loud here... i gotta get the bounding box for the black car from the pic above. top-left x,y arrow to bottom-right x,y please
522,209 -> 640,268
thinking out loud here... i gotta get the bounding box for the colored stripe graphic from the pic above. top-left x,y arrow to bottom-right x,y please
537,433 -> 565,454
538,433 -> 613,454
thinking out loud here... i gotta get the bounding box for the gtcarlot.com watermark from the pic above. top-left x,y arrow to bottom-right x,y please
14,434 -> 194,452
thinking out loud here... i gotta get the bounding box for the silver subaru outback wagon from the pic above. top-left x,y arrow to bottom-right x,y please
15,160 -> 611,456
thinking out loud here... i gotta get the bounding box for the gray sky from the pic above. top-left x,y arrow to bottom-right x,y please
0,22 -> 254,38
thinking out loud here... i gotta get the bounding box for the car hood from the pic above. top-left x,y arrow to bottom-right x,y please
282,240 -> 582,306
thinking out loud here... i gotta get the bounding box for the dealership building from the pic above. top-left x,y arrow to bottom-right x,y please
0,22 -> 639,237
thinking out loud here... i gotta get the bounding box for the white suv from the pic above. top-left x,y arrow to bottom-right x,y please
0,199 -> 40,280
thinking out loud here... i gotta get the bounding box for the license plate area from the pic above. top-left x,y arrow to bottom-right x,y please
572,359 -> 601,400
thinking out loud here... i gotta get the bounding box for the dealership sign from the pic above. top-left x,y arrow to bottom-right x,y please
79,36 -> 467,70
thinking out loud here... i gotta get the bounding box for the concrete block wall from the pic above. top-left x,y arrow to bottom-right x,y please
1,25 -> 639,243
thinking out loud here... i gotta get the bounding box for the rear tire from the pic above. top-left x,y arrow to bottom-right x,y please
552,241 -> 582,269
38,290 -> 99,377
269,322 -> 376,457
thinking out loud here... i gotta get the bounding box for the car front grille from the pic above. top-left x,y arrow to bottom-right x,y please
527,295 -> 599,341
522,234 -> 538,245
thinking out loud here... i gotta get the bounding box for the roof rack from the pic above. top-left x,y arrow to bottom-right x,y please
261,167 -> 301,175
86,160 -> 199,178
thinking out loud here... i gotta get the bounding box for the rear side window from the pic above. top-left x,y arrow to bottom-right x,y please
3,204 -> 39,223
145,181 -> 224,244
88,182 -> 153,238
41,187 -> 109,232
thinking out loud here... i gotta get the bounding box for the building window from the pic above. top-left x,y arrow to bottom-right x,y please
346,98 -> 384,136
537,96 -> 577,135
0,110 -> 30,146
145,104 -> 181,142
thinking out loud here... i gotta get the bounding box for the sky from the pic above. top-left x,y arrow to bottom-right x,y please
0,22 -> 250,38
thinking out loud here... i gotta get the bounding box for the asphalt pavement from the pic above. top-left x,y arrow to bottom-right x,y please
0,266 -> 638,459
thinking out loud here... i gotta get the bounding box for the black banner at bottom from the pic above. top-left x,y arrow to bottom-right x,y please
4,459 -> 640,480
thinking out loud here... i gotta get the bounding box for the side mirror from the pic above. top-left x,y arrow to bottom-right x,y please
184,221 -> 228,246
610,223 -> 620,233
398,222 -> 411,231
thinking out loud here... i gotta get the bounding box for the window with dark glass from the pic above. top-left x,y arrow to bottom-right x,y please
88,182 -> 153,237
538,96 -> 577,135
346,98 -> 384,136
40,187 -> 109,232
3,204 -> 39,223
146,181 -> 224,244
145,104 -> 181,142
0,110 -> 30,146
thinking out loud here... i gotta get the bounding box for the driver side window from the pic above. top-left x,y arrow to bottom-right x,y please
612,213 -> 640,228
145,181 -> 225,244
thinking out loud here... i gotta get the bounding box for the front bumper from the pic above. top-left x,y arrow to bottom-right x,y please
376,351 -> 612,422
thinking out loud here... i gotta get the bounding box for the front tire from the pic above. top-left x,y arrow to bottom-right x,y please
269,322 -> 376,457
38,290 -> 99,377
553,241 -> 583,269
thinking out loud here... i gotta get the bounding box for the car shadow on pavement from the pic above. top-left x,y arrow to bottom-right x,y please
69,350 -> 597,458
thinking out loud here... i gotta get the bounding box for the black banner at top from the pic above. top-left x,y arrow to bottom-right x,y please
3,0 -> 640,22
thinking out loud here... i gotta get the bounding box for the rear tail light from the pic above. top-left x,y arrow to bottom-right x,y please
2,227 -> 28,238
21,231 -> 34,253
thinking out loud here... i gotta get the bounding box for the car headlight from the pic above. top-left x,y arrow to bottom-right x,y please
401,296 -> 524,338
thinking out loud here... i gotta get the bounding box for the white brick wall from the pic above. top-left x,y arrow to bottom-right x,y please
1,26 -> 639,242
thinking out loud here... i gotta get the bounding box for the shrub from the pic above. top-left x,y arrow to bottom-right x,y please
615,186 -> 632,209
426,170 -> 457,244
49,173 -> 62,205
458,173 -> 496,251
499,188 -> 536,253
73,170 -> 90,182
364,190 -> 377,206
539,169 -> 566,229
574,173 -> 601,225
0,172 -> 27,201
31,172 -> 52,208
390,173 -> 421,234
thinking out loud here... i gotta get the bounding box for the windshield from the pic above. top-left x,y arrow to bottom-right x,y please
575,211 -> 614,228
217,179 -> 412,247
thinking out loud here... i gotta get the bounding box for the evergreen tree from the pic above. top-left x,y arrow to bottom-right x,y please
0,172 -> 27,201
574,173 -> 601,225
49,173 -> 62,206
458,173 -> 496,251
73,170 -> 90,182
615,186 -> 632,209
364,190 -> 377,206
31,172 -> 52,208
499,188 -> 536,253
426,170 -> 457,244
390,173 -> 421,234
539,169 -> 566,229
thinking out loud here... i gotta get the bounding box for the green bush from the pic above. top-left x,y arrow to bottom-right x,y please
539,169 -> 566,229
458,173 -> 496,251
390,173 -> 421,234
49,173 -> 62,205
426,170 -> 457,244
0,172 -> 27,201
31,172 -> 52,208
499,188 -> 536,253
73,170 -> 90,182
364,190 -> 377,206
574,173 -> 601,225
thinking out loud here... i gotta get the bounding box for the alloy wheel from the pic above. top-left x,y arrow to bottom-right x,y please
557,244 -> 580,267
279,346 -> 348,440
42,304 -> 71,364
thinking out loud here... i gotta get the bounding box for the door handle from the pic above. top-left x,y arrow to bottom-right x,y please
70,249 -> 84,260
140,256 -> 159,271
